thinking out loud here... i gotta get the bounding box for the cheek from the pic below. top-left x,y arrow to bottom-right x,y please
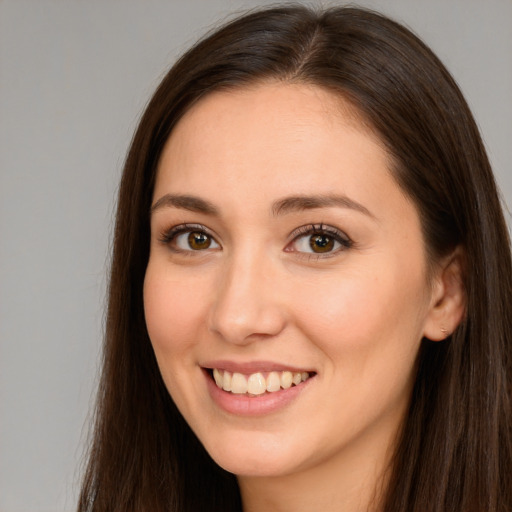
290,263 -> 428,357
292,273 -> 386,336
143,266 -> 208,358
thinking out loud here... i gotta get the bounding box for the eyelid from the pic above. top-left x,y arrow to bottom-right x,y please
158,222 -> 352,257
286,223 -> 353,256
159,223 -> 221,252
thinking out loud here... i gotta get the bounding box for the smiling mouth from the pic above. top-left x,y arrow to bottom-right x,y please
209,369 -> 314,396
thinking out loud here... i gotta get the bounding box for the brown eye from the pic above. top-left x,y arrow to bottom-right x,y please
187,231 -> 212,250
166,227 -> 220,252
289,224 -> 351,256
309,234 -> 335,253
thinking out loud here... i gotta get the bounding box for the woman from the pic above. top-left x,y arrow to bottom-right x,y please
78,5 -> 512,511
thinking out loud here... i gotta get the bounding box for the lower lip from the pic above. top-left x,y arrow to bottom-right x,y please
204,369 -> 313,416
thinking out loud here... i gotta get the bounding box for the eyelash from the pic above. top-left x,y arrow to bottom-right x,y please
158,223 -> 353,258
287,223 -> 353,259
158,224 -> 220,255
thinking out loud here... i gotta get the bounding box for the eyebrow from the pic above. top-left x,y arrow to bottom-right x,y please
272,195 -> 374,218
150,193 -> 374,219
151,194 -> 219,215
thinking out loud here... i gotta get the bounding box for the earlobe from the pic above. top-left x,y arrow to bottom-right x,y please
422,247 -> 466,342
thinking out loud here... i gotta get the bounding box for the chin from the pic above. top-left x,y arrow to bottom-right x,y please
201,432 -> 303,478
215,455 -> 296,478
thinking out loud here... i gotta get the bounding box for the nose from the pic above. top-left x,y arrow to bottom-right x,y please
208,252 -> 287,345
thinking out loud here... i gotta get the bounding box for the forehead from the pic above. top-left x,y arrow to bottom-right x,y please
155,83 -> 394,201
166,82 -> 377,151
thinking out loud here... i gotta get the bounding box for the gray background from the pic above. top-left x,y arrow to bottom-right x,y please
1,1 -> 511,511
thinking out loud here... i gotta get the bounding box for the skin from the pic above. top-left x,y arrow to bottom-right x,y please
143,83 -> 464,512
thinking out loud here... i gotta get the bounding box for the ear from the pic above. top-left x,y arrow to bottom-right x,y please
422,247 -> 466,341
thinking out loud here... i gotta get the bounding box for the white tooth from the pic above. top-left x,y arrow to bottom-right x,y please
231,372 -> 248,394
213,368 -> 223,388
292,372 -> 302,386
266,371 -> 281,392
222,371 -> 232,392
281,371 -> 293,389
301,371 -> 309,382
247,373 -> 266,395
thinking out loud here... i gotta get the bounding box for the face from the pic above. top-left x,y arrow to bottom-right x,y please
144,83 -> 437,482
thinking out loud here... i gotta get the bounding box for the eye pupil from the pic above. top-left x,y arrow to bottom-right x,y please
188,231 -> 211,250
309,234 -> 334,253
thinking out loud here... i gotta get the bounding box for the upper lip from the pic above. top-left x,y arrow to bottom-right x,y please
201,360 -> 315,374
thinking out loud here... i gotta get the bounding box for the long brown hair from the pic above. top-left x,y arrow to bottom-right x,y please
78,6 -> 512,511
